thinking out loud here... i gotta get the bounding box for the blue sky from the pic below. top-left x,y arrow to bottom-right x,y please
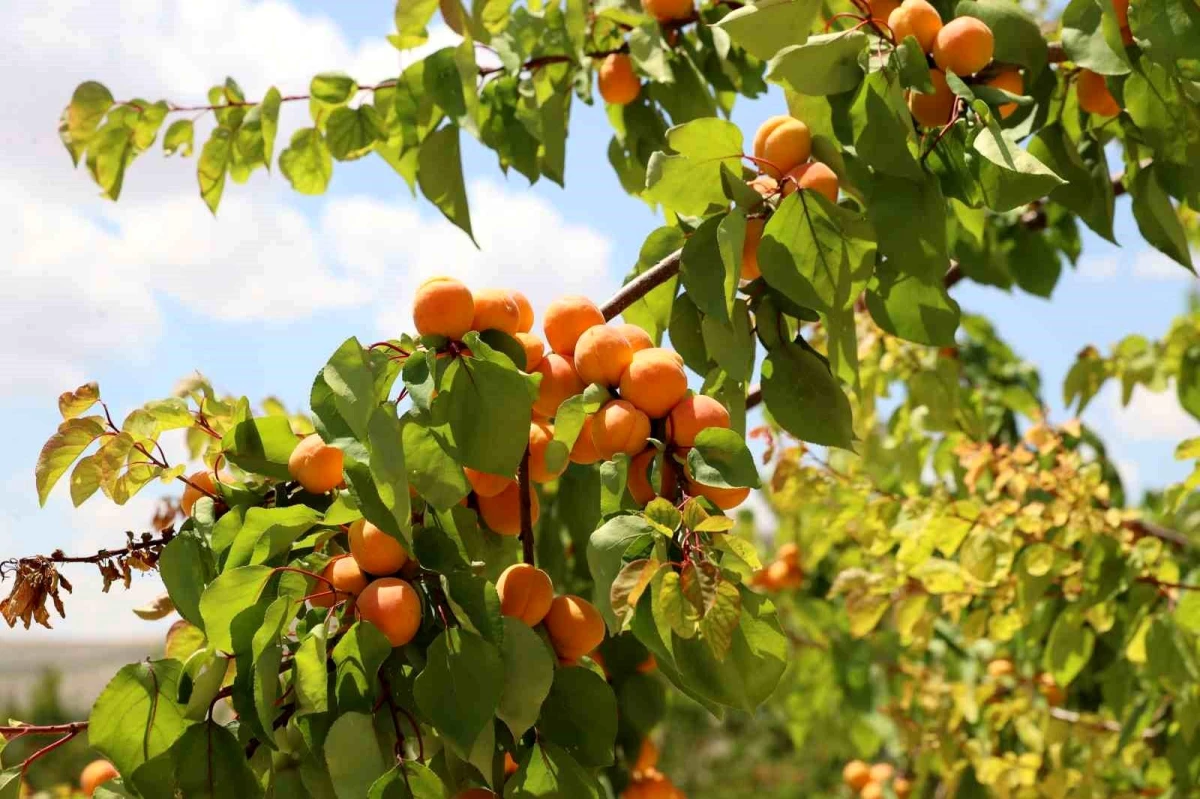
1,0 -> 1196,639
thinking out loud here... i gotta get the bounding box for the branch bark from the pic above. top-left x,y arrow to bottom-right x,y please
518,449 -> 535,565
601,249 -> 684,321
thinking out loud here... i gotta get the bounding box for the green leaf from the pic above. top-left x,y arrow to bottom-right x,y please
644,118 -> 744,217
58,381 -> 101,419
221,415 -> 298,481
497,618 -> 556,739
280,127 -> 333,195
766,31 -> 867,96
261,87 -> 281,166
504,743 -> 602,799
333,621 -> 392,713
225,505 -> 323,568
853,74 -> 922,180
1061,0 -> 1130,75
680,213 -> 738,324
35,416 -> 106,505
444,571 -> 505,645
180,648 -> 227,721
169,722 -> 262,798
414,628 -> 504,756
955,0 -> 1048,76
656,570 -> 699,638
326,712 -> 389,799
587,515 -> 656,631
443,354 -> 533,476
294,625 -> 329,717
1179,350 -> 1200,422
198,565 -> 274,651
537,667 -> 618,767
1027,124 -> 1116,241
403,420 -> 471,509
393,0 -> 440,49
699,579 -> 741,661
1130,0 -> 1200,70
85,121 -> 134,200
1043,610 -> 1095,687
62,81 -> 114,161
197,126 -> 232,213
1131,166 -> 1194,271
159,532 -> 215,629
866,262 -> 961,347
620,228 -> 685,343
311,335 -> 380,441
971,124 -> 1065,212
418,125 -> 474,241
327,105 -> 385,161
716,0 -> 822,61
368,763 -> 446,799
628,24 -> 674,83
687,428 -> 761,489
342,408 -> 413,547
701,299 -> 756,383
89,660 -> 193,777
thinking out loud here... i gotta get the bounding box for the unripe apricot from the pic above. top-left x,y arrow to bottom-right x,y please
888,0 -> 942,52
575,325 -> 635,387
986,69 -> 1024,119
618,349 -> 689,419
512,291 -> 534,332
464,467 -> 514,498
515,332 -> 545,371
357,577 -> 422,646
843,760 -> 872,790
688,480 -> 750,510
642,0 -> 693,22
311,555 -> 369,608
592,400 -> 652,460
544,295 -> 605,356
496,563 -> 555,626
1077,69 -> 1121,117
614,323 -> 654,353
471,288 -> 522,335
533,353 -> 586,418
932,17 -> 994,76
529,421 -> 567,483
414,276 -> 474,340
870,763 -> 895,784
634,737 -> 659,772
543,594 -> 606,661
987,658 -> 1015,679
627,448 -> 658,506
81,760 -> 119,797
861,784 -> 884,799
571,416 -> 602,465
598,54 -> 641,105
894,778 -> 913,799
288,434 -> 344,494
478,480 -> 540,536
349,519 -> 410,576
780,161 -> 839,203
908,69 -> 955,127
180,470 -> 231,516
666,394 -> 731,449
752,116 -> 812,179
741,217 -> 764,281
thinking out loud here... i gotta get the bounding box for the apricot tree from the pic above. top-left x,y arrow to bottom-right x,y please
3,0 -> 1200,797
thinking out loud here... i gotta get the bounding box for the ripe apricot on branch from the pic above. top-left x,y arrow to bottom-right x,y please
288,433 -> 345,494
532,353 -> 586,418
888,0 -> 942,52
1038,672 -> 1066,706
781,161 -> 839,203
1077,69 -> 1121,117
752,115 -> 812,179
496,563 -> 555,625
619,348 -> 689,419
571,416 -> 602,465
843,760 -> 871,790
464,467 -> 514,498
357,577 -> 422,647
666,394 -> 731,448
575,325 -> 635,387
868,0 -> 901,22
741,217 -> 764,281
511,290 -> 534,332
311,555 -> 369,608
592,400 -> 652,459
413,276 -> 475,340
932,17 -> 995,76
529,421 -> 567,483
908,69 -> 955,127
180,469 -> 231,516
598,54 -> 642,105
986,69 -> 1024,119
614,323 -> 654,353
349,519 -> 410,576
1113,0 -> 1133,44
544,295 -> 605,355
478,480 -> 540,535
621,769 -> 682,799
633,737 -> 659,772
515,332 -> 545,371
543,594 -> 606,661
869,763 -> 895,783
627,448 -> 659,506
894,778 -> 914,799
861,784 -> 884,799
987,658 -> 1015,678
81,760 -> 119,797
642,0 -> 693,23
471,288 -> 522,335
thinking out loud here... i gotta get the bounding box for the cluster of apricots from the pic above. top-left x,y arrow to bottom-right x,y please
80,759 -> 119,796
621,737 -> 686,798
596,0 -> 697,106
750,542 -> 802,592
843,761 -> 912,799
496,562 -> 607,664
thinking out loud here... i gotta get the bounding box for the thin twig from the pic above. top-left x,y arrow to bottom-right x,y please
518,449 -> 535,565
601,249 -> 683,321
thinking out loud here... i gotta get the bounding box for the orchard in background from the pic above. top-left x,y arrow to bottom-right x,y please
4,0 -> 1200,796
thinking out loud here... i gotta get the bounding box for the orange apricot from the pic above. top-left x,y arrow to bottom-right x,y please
752,115 -> 812,179
614,323 -> 654,353
932,16 -> 994,76
908,69 -> 955,127
544,295 -> 605,356
598,54 -> 641,105
357,577 -> 422,646
633,737 -> 660,772
888,0 -> 942,52
504,752 -> 520,777
464,467 -> 514,498
81,760 -> 119,797
781,161 -> 839,203
621,770 -> 682,799
1077,69 -> 1121,117
1114,0 -> 1133,44
512,291 -> 534,333
666,394 -> 731,449
532,353 -> 586,418
529,421 -> 567,483
180,469 -> 231,516
571,416 -> 602,465
642,0 -> 693,22
592,400 -> 652,460
543,594 -> 606,661
496,563 -> 555,626
868,0 -> 901,23
894,778 -> 914,799
515,332 -> 545,371
986,69 -> 1024,119
637,653 -> 658,673
288,433 -> 344,494
741,217 -> 764,281
311,555 -> 369,608
1038,673 -> 1067,706
870,763 -> 895,784
477,480 -> 540,536
618,349 -> 689,419
777,542 -> 800,566
575,325 -> 635,387
987,658 -> 1015,679
413,276 -> 475,340
627,448 -> 659,506
861,784 -> 884,799
688,480 -> 750,510
349,519 -> 409,576
471,288 -> 522,335
843,760 -> 872,791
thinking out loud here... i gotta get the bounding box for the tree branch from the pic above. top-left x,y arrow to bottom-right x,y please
601,249 -> 684,321
518,449 -> 535,565
0,721 -> 89,737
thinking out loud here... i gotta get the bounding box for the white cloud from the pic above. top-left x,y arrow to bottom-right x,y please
1133,250 -> 1196,282
1105,382 -> 1200,442
1114,458 -> 1142,501
1077,255 -> 1119,281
